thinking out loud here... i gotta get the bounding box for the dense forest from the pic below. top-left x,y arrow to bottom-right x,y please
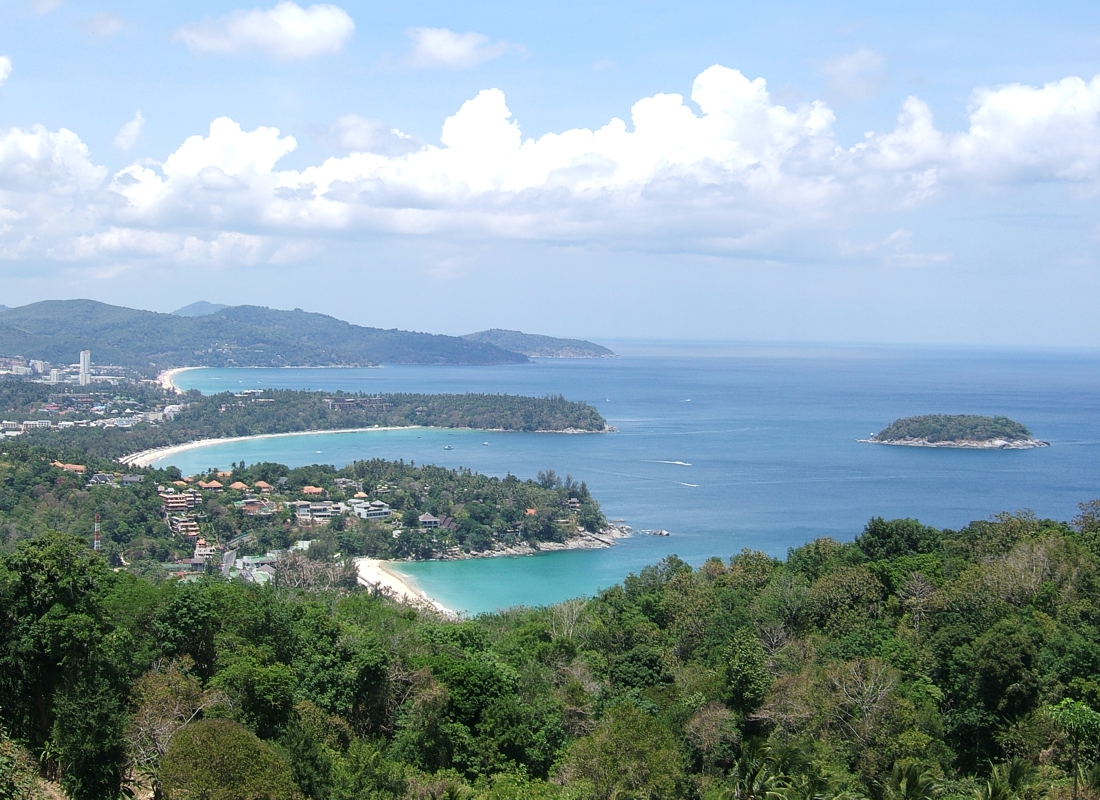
0,300 -> 528,373
870,415 -> 1036,443
5,384 -> 610,461
3,427 -> 1100,798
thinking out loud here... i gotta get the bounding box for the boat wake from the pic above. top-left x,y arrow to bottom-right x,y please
652,460 -> 692,466
679,482 -> 699,487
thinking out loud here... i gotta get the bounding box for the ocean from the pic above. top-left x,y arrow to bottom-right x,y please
166,341 -> 1100,614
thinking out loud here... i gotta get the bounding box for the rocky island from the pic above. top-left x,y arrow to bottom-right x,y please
859,414 -> 1049,449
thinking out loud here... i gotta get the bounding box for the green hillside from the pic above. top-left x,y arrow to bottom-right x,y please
0,300 -> 527,373
463,328 -> 615,358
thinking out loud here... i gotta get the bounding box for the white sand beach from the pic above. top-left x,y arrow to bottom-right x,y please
356,558 -> 456,617
119,425 -> 422,467
157,367 -> 202,393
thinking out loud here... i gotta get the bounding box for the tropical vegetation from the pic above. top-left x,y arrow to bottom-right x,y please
871,415 -> 1034,443
3,444 -> 1100,799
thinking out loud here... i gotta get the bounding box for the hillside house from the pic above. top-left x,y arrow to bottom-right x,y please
351,500 -> 392,520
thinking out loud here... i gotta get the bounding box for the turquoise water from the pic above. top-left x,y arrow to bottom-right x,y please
168,342 -> 1100,614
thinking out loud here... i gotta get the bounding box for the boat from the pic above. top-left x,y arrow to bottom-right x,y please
483,442 -> 489,446
443,445 -> 453,450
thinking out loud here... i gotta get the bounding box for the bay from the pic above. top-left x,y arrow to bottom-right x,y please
167,341 -> 1100,614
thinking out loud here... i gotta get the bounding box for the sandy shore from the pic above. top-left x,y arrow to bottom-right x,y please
356,558 -> 456,617
157,367 -> 204,394
119,426 -> 423,467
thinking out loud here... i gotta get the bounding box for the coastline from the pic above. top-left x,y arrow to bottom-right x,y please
356,557 -> 457,618
355,524 -> 631,616
424,524 -> 632,561
857,437 -> 1050,449
157,366 -> 203,393
119,426 -> 423,467
119,424 -> 613,468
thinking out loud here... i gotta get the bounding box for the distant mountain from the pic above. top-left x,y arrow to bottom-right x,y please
173,301 -> 230,317
463,329 -> 615,358
0,301 -> 528,373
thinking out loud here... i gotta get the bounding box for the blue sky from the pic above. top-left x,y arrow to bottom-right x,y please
1,0 -> 1100,346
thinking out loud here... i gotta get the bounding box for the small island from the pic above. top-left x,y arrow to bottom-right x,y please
859,414 -> 1049,449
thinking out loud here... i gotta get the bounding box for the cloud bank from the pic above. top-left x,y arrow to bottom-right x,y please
5,65 -> 1100,269
173,2 -> 354,61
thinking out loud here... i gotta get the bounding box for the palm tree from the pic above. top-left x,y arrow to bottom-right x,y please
973,759 -> 1036,800
714,739 -> 790,800
882,764 -> 938,800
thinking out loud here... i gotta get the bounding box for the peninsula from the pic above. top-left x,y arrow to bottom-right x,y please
8,385 -> 612,462
462,328 -> 616,358
860,414 -> 1049,449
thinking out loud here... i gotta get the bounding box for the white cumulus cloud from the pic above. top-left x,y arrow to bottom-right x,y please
174,2 -> 354,61
114,111 -> 145,151
9,64 -> 1100,272
0,57 -> 12,87
405,27 -> 521,70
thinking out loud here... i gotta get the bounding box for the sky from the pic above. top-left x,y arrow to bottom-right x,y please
2,1 -> 1100,346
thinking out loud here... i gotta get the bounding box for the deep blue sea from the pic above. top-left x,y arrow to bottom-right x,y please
166,341 -> 1100,614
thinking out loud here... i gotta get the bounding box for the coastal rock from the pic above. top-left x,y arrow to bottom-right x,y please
857,437 -> 1049,449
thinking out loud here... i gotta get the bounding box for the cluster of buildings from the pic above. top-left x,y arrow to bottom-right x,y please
0,389 -> 182,436
153,474 -> 398,581
324,396 -> 394,412
0,349 -> 134,386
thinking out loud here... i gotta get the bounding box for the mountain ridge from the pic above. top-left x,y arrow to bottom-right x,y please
0,300 -> 528,373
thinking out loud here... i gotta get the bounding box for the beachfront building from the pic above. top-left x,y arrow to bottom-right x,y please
418,513 -> 441,529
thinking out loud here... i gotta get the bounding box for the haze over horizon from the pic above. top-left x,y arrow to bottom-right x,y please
2,0 -> 1100,347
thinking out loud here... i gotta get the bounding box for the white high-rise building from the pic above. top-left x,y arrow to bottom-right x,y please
78,350 -> 91,386
49,369 -> 62,384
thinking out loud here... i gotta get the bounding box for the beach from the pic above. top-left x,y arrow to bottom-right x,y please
157,366 -> 202,393
119,426 -> 422,467
356,558 -> 456,617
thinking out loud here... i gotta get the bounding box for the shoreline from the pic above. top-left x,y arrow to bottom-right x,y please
355,524 -> 631,616
157,366 -> 203,394
119,424 -> 613,468
119,426 -> 424,467
356,558 -> 457,618
857,437 -> 1050,449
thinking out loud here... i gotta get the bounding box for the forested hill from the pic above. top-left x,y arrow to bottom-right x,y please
21,389 -> 611,461
3,471 -> 1100,799
0,300 -> 528,373
463,329 -> 615,358
871,414 -> 1035,443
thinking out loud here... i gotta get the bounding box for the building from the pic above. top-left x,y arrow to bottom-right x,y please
291,500 -> 346,525
418,513 -> 441,529
169,516 -> 201,538
78,350 -> 91,387
194,538 -> 219,561
352,500 -> 393,520
160,490 -> 200,512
